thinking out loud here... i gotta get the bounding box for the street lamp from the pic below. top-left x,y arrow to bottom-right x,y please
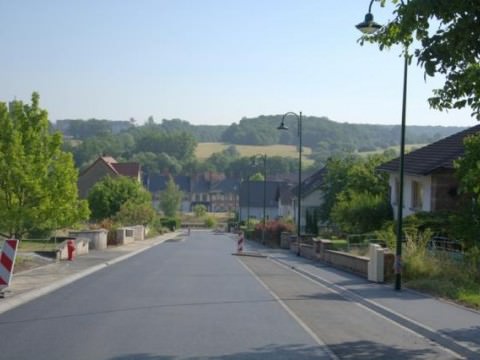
277,111 -> 303,256
252,154 -> 267,245
357,0 -> 407,291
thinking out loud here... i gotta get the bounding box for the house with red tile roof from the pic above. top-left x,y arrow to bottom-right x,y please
377,125 -> 479,219
77,156 -> 141,198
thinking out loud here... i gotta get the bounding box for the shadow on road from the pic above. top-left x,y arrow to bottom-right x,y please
106,340 -> 446,360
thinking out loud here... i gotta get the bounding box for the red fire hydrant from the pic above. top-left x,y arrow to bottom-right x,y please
67,240 -> 76,261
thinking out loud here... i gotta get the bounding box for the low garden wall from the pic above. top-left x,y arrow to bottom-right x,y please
69,229 -> 108,250
56,238 -> 89,260
287,236 -> 393,280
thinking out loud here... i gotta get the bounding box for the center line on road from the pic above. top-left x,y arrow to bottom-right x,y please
237,258 -> 339,360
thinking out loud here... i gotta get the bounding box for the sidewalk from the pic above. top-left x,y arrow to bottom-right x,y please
0,231 -> 181,315
244,240 -> 480,358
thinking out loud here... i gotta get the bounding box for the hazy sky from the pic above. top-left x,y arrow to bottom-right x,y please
1,0 -> 476,127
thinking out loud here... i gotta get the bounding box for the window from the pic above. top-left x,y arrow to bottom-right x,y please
411,180 -> 423,209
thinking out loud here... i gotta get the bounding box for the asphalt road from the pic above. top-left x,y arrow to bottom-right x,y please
0,231 -> 331,360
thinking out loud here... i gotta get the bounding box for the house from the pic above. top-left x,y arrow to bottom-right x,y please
238,180 -> 294,222
144,173 -> 240,213
291,167 -> 326,233
77,156 -> 141,198
377,125 -> 480,219
190,176 -> 212,211
209,178 -> 240,213
144,174 -> 191,212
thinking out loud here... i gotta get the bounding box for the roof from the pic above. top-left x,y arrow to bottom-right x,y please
192,177 -> 210,193
79,156 -> 140,178
146,175 -> 191,193
210,178 -> 240,193
377,125 -> 480,176
239,180 -> 291,208
111,163 -> 141,178
292,167 -> 326,198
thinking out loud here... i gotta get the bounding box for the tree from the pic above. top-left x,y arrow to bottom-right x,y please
193,204 -> 207,218
114,199 -> 156,226
365,1 -> 480,119
320,153 -> 393,226
159,177 -> 183,217
0,93 -> 89,239
88,176 -> 151,221
249,172 -> 265,181
453,133 -> 480,249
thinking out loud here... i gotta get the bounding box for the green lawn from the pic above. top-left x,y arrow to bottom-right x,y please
17,240 -> 58,252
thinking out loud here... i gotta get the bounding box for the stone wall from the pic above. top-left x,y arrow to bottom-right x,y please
291,238 -> 392,280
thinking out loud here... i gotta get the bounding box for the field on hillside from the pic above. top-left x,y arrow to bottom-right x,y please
196,142 -> 314,165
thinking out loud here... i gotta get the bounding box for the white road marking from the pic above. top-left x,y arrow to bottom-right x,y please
270,257 -> 465,359
237,258 -> 339,360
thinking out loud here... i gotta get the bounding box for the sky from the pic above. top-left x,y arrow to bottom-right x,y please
0,0 -> 477,127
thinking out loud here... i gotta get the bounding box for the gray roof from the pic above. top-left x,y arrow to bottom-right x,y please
292,167 -> 326,198
239,181 -> 291,208
146,175 -> 191,193
377,125 -> 480,176
210,178 -> 240,193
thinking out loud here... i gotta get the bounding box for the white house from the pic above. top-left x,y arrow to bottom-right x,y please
378,125 -> 480,219
292,167 -> 326,233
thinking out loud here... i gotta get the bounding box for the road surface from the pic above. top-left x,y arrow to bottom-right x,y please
0,231 -> 461,359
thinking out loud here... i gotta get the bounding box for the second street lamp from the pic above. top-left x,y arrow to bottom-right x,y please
277,111 -> 303,256
252,154 -> 267,245
357,0 -> 408,291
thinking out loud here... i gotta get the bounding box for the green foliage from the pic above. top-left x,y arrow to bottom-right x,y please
203,215 -> 217,228
320,153 -> 393,227
452,133 -> 480,249
331,192 -> 392,234
402,211 -> 453,237
159,177 -> 183,217
88,176 -> 151,221
0,93 -> 89,239
193,204 -> 207,218
114,199 -> 156,226
249,172 -> 265,181
401,230 -> 480,309
364,1 -> 480,119
159,216 -> 180,231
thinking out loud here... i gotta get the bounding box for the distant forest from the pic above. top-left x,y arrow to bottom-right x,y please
57,115 -> 463,151
57,116 -> 466,176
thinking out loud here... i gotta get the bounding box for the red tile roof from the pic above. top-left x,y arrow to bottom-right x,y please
111,162 -> 141,178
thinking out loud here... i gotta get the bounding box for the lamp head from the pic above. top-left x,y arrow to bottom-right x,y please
277,121 -> 289,131
356,12 -> 382,34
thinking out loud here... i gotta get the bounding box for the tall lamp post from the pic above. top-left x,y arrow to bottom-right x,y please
252,154 -> 268,244
356,0 -> 407,291
277,111 -> 303,256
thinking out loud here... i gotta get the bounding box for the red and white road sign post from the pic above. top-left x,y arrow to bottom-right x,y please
237,232 -> 244,253
0,239 -> 19,291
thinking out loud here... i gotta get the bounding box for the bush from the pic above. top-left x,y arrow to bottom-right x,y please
331,191 -> 392,234
204,215 -> 217,228
403,211 -> 452,237
159,217 -> 181,231
193,204 -> 207,218
253,220 -> 294,246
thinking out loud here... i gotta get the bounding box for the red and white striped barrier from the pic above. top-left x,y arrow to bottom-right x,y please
237,232 -> 244,253
0,239 -> 19,291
